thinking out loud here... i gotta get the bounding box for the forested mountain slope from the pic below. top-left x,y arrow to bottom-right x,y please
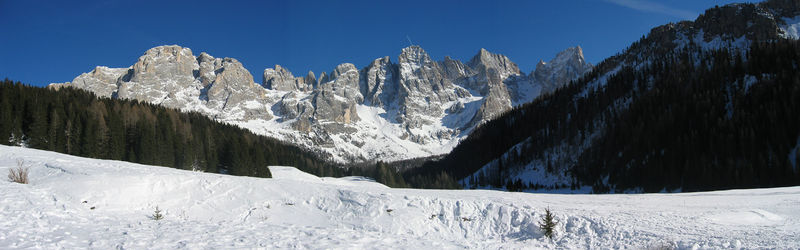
0,80 -> 435,187
410,0 -> 800,193
0,79 -> 331,178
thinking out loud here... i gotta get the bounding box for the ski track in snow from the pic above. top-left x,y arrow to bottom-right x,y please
0,145 -> 798,249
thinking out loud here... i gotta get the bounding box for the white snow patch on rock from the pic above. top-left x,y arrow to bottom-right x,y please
780,15 -> 800,39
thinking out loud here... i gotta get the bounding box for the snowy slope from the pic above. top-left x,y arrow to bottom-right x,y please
1,145 -> 798,249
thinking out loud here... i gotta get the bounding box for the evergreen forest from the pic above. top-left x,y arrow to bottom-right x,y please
410,40 -> 800,193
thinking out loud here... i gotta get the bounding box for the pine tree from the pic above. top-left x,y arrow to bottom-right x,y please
538,207 -> 558,239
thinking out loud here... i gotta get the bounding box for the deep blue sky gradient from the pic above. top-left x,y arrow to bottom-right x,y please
1,0 -> 749,86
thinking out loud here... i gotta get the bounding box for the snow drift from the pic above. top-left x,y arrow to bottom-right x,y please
1,145 -> 798,249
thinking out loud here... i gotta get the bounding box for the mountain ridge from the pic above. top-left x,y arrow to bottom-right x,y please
414,0 -> 800,193
51,45 -> 592,163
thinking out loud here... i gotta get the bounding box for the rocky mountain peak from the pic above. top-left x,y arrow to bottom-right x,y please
467,48 -> 521,80
331,63 -> 358,79
197,52 -> 216,64
368,56 -> 392,67
398,45 -> 434,67
552,46 -> 585,65
140,45 -> 194,64
470,48 -> 494,63
132,45 -> 196,77
532,46 -> 593,94
263,65 -> 315,92
360,56 -> 395,107
56,45 -> 272,123
441,56 -> 472,80
305,71 -> 317,89
263,64 -> 296,91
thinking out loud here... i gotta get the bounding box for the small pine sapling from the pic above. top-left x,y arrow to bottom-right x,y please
152,206 -> 164,220
538,207 -> 558,239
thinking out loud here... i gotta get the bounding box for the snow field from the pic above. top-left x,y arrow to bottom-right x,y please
1,145 -> 798,249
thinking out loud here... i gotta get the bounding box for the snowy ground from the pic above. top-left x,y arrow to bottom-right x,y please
1,145 -> 798,249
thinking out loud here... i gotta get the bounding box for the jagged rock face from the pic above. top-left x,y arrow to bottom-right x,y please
311,89 -> 358,124
441,56 -> 473,81
53,44 -> 592,163
55,45 -> 272,122
454,49 -> 522,124
65,66 -> 129,97
304,72 -> 317,90
206,58 -> 271,120
117,46 -> 197,103
306,63 -> 362,124
395,46 -> 459,127
532,46 -> 593,94
263,65 -> 314,92
467,48 -> 521,82
263,65 -> 295,91
319,63 -> 363,103
469,68 -> 512,125
694,3 -> 783,41
616,0 -> 800,66
197,52 -> 222,86
360,56 -> 395,107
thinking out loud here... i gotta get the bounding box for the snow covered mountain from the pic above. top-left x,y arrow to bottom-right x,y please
51,45 -> 592,163
2,145 -> 798,248
441,0 -> 800,193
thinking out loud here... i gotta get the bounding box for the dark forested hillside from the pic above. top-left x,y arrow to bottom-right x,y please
410,39 -> 800,193
0,80 -> 346,178
400,0 -> 800,193
577,42 -> 800,192
406,0 -> 800,193
0,80 -> 447,188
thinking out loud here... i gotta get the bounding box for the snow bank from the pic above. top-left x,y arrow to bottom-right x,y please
1,145 -> 798,249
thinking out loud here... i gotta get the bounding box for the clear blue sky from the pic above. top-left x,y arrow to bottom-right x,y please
1,0 -> 749,86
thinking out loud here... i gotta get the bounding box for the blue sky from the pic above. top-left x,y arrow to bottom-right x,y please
1,0 -> 749,86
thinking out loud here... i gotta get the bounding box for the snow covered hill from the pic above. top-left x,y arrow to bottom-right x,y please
1,145 -> 798,249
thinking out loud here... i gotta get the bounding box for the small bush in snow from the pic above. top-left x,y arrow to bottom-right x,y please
190,161 -> 204,173
151,206 -> 164,220
8,159 -> 29,184
538,207 -> 558,239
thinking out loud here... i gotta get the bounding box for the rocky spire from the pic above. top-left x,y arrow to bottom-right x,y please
263,65 -> 296,91
467,48 -> 521,80
532,46 -> 593,94
360,56 -> 395,107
